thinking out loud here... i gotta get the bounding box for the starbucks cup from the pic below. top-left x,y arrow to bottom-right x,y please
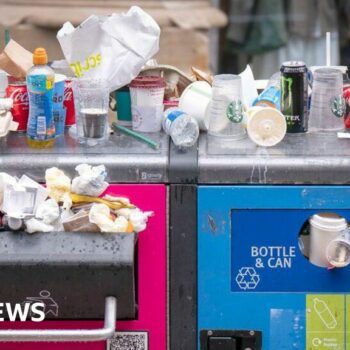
244,107 -> 286,147
309,213 -> 348,267
129,76 -> 166,132
179,81 -> 212,131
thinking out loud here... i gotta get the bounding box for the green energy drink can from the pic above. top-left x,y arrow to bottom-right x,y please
280,61 -> 308,133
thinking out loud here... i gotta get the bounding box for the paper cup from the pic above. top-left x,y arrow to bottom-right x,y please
179,81 -> 212,131
129,76 -> 166,132
309,213 -> 348,267
245,106 -> 286,147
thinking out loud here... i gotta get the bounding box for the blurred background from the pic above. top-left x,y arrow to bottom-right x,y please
0,0 -> 349,79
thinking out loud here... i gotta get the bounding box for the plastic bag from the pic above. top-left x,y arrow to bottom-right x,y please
57,6 -> 160,92
71,164 -> 108,197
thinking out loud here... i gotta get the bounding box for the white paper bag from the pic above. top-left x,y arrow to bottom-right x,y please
57,6 -> 160,92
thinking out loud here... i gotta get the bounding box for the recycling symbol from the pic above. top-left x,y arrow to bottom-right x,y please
235,267 -> 260,290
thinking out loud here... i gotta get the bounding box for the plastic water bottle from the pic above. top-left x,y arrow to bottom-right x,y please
26,47 -> 55,148
253,72 -> 281,109
163,108 -> 199,148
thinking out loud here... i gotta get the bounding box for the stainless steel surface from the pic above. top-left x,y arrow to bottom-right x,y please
0,132 -> 169,183
199,132 -> 350,184
0,296 -> 116,342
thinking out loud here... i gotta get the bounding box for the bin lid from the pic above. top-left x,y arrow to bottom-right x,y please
0,231 -> 136,319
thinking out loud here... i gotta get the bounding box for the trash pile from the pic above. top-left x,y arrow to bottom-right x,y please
0,6 -> 349,152
0,164 -> 153,234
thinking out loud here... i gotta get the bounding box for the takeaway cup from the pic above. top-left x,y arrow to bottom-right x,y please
326,230 -> 350,268
129,76 -> 166,132
208,74 -> 246,140
179,81 -> 212,131
73,79 -> 109,142
309,68 -> 345,132
309,213 -> 348,267
245,107 -> 286,147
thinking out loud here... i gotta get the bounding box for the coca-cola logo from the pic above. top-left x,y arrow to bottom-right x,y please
8,88 -> 29,106
64,88 -> 73,102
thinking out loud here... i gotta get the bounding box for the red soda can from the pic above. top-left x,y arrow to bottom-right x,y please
5,81 -> 29,132
64,79 -> 75,126
343,84 -> 350,129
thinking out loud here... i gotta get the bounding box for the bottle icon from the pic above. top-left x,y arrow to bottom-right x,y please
313,298 -> 337,329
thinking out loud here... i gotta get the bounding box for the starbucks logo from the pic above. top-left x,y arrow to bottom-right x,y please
227,100 -> 244,123
330,95 -> 346,118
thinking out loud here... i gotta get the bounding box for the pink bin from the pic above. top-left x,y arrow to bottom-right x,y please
0,184 -> 167,350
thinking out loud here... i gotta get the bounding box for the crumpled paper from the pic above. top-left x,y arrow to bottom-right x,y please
35,198 -> 60,225
89,203 -> 129,233
45,167 -> 72,209
116,207 -> 153,232
25,218 -> 54,234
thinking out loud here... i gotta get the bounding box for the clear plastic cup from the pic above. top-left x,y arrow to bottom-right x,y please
309,68 -> 345,132
73,79 -> 109,143
208,74 -> 246,140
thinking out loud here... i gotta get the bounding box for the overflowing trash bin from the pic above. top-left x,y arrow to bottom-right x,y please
0,133 -> 168,350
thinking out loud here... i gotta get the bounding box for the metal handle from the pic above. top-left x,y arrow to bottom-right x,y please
0,296 -> 117,342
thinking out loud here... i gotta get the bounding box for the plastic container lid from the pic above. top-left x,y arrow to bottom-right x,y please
247,107 -> 286,147
129,76 -> 166,89
310,213 -> 348,232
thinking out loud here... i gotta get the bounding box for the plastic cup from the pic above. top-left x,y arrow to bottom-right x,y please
309,213 -> 348,267
129,76 -> 166,133
208,74 -> 246,140
179,81 -> 212,131
245,107 -> 286,147
326,230 -> 350,268
73,79 -> 109,143
309,68 -> 345,132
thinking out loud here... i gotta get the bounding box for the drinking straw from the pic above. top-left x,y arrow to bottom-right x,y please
326,32 -> 331,66
112,122 -> 160,150
4,29 -> 10,45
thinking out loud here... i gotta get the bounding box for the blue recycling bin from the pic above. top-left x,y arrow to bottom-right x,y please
196,133 -> 350,350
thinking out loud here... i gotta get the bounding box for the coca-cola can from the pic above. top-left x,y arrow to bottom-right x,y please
64,79 -> 75,126
5,81 -> 29,132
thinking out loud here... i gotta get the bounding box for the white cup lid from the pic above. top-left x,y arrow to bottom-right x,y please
310,213 -> 348,232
